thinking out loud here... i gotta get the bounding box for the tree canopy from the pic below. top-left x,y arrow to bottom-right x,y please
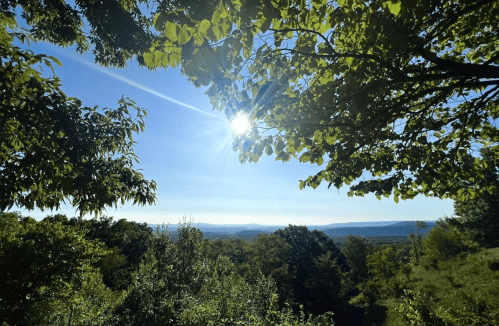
0,212 -> 122,325
272,225 -> 347,314
0,10 -> 156,215
142,0 -> 499,201
4,0 -> 498,203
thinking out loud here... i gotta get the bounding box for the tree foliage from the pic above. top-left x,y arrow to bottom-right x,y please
42,215 -> 154,290
8,0 -> 498,202
366,245 -> 402,297
342,235 -> 372,283
112,222 -> 337,326
450,162 -> 499,248
143,0 -> 499,201
452,195 -> 499,248
0,212 -> 122,326
397,289 -> 499,326
272,225 -> 347,315
421,219 -> 466,267
1,0 -> 154,67
396,289 -> 447,326
0,11 -> 156,215
242,233 -> 291,283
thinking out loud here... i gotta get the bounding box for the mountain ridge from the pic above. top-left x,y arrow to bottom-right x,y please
148,220 -> 437,236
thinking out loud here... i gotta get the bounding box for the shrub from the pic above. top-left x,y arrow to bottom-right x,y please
397,289 -> 499,326
396,290 -> 446,326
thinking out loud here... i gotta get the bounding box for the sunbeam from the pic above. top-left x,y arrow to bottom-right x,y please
57,51 -> 222,119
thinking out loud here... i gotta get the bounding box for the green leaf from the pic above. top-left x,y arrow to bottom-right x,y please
161,53 -> 169,67
276,140 -> 285,152
198,19 -> 211,36
272,18 -> 281,30
170,53 -> 181,67
178,26 -> 191,45
143,52 -> 154,67
260,17 -> 271,33
47,56 -> 62,67
193,33 -> 204,45
153,50 -> 164,66
219,7 -> 228,19
165,21 -> 178,42
212,10 -> 221,25
153,12 -> 167,31
211,26 -> 222,40
384,1 -> 401,16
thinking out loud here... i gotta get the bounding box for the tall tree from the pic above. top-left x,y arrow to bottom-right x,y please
2,0 -> 221,67
342,235 -> 372,283
244,233 -> 291,280
0,11 -> 156,215
273,225 -> 347,314
10,0 -> 497,202
2,0 -> 153,67
306,251 -> 343,315
408,221 -> 427,265
366,245 -> 401,297
452,193 -> 499,248
10,0 -> 498,202
143,0 -> 499,201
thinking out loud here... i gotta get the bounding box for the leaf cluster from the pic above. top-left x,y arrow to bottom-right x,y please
0,15 -> 157,215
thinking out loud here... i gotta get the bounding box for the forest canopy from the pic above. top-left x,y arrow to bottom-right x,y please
1,212 -> 498,325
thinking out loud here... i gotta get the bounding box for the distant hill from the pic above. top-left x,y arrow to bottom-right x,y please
310,221 -> 406,230
322,221 -> 437,237
148,220 -> 436,236
237,229 -> 270,235
388,221 -> 436,228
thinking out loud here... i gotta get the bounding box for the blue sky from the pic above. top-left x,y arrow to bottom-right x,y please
14,41 -> 455,225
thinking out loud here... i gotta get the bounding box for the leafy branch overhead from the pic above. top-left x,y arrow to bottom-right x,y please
0,12 -> 157,215
4,0 -> 498,203
144,0 -> 499,202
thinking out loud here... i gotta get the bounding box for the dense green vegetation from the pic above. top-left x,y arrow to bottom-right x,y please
1,0 -> 498,325
0,9 -> 156,215
1,210 -> 498,325
1,213 -> 339,325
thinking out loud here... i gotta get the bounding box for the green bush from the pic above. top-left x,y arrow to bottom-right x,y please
396,290 -> 447,326
397,289 -> 499,326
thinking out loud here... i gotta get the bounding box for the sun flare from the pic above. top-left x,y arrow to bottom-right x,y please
230,113 -> 250,136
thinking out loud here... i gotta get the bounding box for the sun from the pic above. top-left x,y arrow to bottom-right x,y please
230,113 -> 250,136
